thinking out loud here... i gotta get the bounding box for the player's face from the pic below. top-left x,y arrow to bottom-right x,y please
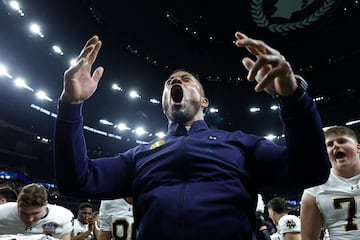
0,197 -> 7,204
78,207 -> 93,224
326,134 -> 360,170
162,71 -> 207,124
18,205 -> 48,227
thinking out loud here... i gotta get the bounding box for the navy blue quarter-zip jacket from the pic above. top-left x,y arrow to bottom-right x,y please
54,94 -> 330,240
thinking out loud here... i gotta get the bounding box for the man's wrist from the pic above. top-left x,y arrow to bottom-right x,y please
273,75 -> 308,105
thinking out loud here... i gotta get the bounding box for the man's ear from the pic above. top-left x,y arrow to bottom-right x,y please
201,97 -> 209,108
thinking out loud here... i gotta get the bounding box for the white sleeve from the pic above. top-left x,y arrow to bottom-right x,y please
303,185 -> 318,197
278,215 -> 301,234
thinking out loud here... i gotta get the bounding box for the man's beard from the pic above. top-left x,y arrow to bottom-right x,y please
171,108 -> 191,123
164,100 -> 200,123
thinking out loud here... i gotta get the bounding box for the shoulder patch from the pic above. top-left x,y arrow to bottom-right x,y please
150,139 -> 165,150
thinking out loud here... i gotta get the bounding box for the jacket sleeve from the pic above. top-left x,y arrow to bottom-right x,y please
53,100 -> 133,199
279,93 -> 330,188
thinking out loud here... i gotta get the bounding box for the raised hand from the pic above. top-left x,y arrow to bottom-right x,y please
235,31 -> 297,96
60,35 -> 104,103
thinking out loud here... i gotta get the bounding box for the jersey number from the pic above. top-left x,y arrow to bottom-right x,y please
112,218 -> 137,240
333,197 -> 358,231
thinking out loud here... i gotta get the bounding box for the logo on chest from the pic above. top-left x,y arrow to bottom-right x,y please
42,222 -> 58,235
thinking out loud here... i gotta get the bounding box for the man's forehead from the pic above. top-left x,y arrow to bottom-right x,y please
80,207 -> 93,213
19,205 -> 44,213
326,134 -> 355,142
169,71 -> 195,78
326,134 -> 343,140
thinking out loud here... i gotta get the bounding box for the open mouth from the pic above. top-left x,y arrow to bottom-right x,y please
171,85 -> 183,103
335,151 -> 346,159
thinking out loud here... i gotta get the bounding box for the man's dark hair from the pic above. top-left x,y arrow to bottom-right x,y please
78,202 -> 93,210
267,197 -> 288,214
0,186 -> 18,202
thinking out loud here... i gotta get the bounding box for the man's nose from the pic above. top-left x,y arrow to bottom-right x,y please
170,77 -> 182,84
332,142 -> 341,150
25,215 -> 35,223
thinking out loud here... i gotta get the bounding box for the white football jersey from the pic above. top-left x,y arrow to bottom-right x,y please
0,202 -> 73,239
0,234 -> 58,240
99,199 -> 135,240
305,170 -> 360,239
270,215 -> 300,240
270,232 -> 281,240
72,218 -> 94,240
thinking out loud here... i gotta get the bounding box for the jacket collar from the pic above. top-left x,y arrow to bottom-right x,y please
168,120 -> 209,136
